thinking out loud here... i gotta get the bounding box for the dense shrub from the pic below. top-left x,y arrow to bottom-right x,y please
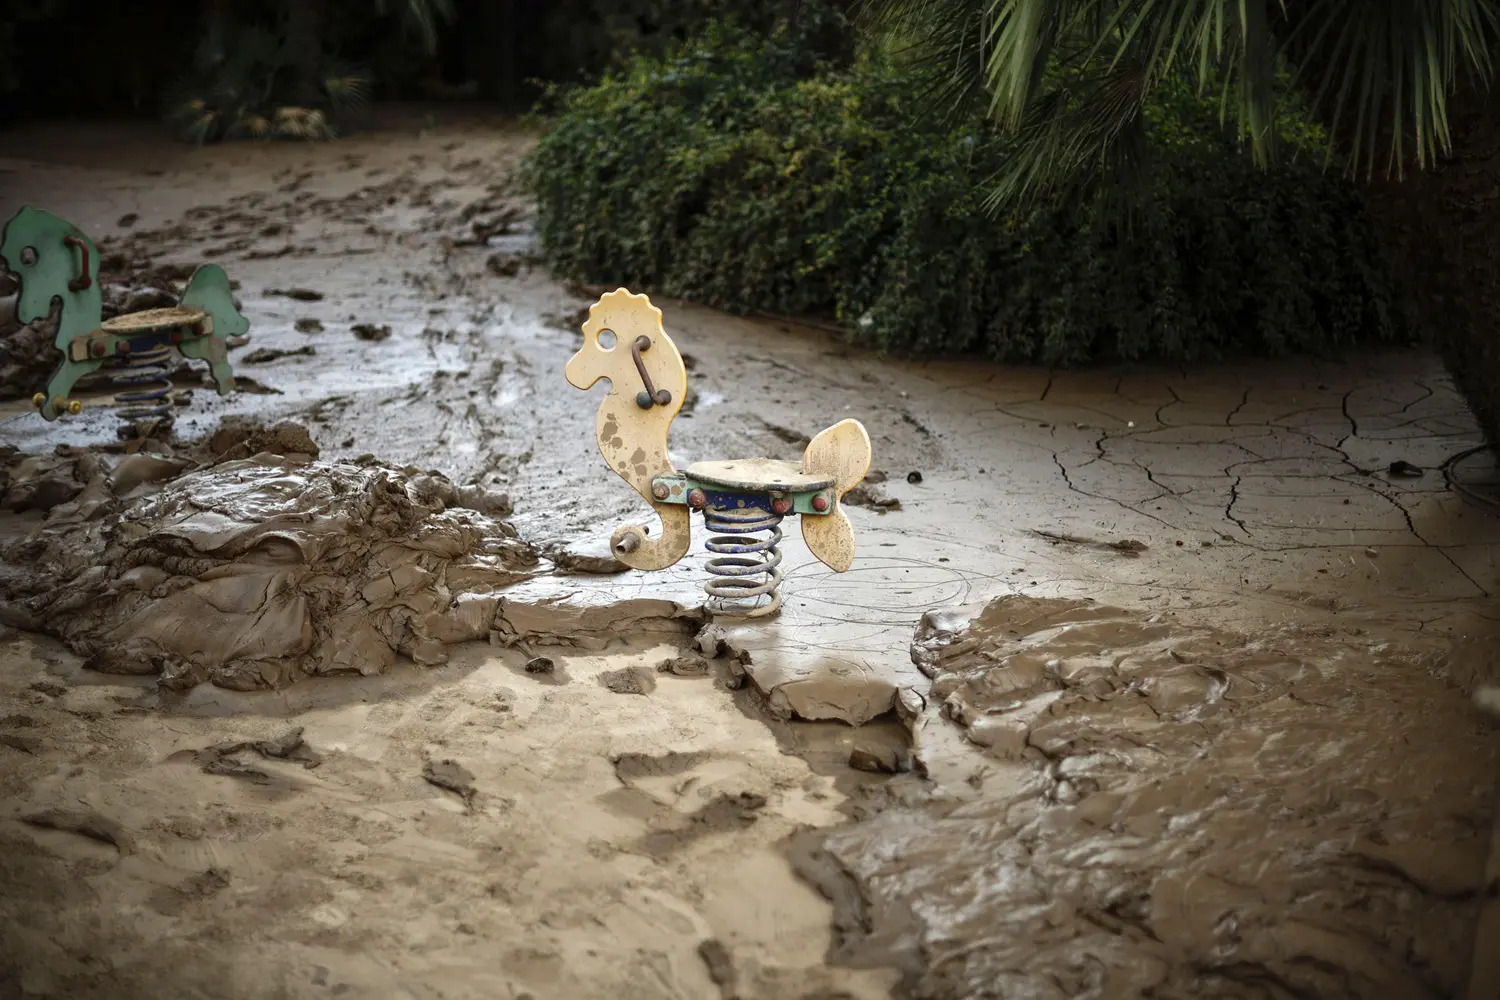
532,0 -> 856,82
525,28 -> 1411,365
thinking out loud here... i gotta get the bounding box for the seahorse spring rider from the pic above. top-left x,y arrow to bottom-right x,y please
1,206 -> 249,429
565,288 -> 872,618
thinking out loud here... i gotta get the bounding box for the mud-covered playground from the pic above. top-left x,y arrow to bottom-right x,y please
1,111 -> 1499,1000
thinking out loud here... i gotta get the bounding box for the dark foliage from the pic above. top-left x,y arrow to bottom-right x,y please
526,27 -> 1411,365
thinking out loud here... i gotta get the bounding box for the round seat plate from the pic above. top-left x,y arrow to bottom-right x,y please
686,458 -> 834,492
100,305 -> 206,334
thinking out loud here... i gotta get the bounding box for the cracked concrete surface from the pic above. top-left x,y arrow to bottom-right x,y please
1,111 -> 1498,999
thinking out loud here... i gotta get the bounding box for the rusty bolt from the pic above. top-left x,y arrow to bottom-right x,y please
811,493 -> 831,512
652,482 -> 670,500
687,488 -> 707,509
771,495 -> 793,515
31,393 -> 45,408
91,341 -> 106,357
117,340 -> 131,355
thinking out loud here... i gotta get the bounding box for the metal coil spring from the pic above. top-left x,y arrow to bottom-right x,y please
112,343 -> 174,422
702,505 -> 784,618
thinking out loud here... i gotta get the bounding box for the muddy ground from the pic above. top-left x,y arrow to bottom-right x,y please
1,107 -> 1498,1000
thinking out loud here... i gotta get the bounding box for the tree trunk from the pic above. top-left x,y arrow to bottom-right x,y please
1360,88 -> 1500,448
459,0 -> 518,105
283,0 -> 325,107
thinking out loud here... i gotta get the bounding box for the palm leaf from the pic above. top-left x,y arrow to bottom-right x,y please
372,0 -> 457,54
859,0 -> 1500,207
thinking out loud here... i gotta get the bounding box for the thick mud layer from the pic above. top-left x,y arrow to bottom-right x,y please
0,428 -> 729,693
3,112 -> 1500,998
795,595 -> 1498,999
0,629 -> 905,1000
1,445 -> 527,688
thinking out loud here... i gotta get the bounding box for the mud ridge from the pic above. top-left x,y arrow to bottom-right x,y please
0,421 -> 708,692
792,594 -> 1499,1000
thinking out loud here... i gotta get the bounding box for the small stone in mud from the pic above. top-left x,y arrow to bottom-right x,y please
242,346 -> 316,364
844,483 -> 901,512
524,656 -> 555,675
848,743 -> 911,774
601,666 -> 656,696
547,536 -> 627,574
1388,460 -> 1424,477
638,793 -> 766,856
20,808 -> 130,851
28,679 -> 66,698
295,318 -> 324,333
657,653 -> 710,677
486,253 -> 522,277
117,213 -> 138,227
542,306 -> 590,331
0,733 -> 40,754
351,323 -> 391,342
267,287 -> 324,302
232,376 -> 283,395
422,758 -> 477,806
124,287 -> 177,313
697,939 -> 736,990
184,727 -> 322,783
907,471 -> 924,484
966,714 -> 1030,757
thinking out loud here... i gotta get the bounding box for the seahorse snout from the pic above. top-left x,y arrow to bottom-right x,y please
564,336 -> 608,390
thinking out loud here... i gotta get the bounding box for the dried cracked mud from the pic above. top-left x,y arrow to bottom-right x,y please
1,109 -> 1499,1000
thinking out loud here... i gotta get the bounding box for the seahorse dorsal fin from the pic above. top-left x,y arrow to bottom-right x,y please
800,418 -> 871,573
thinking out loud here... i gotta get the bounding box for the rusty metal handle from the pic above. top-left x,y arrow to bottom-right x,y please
62,235 -> 91,292
631,335 -> 672,409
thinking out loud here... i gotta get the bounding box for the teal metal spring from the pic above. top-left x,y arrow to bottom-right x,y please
702,504 -> 783,617
112,341 -> 174,423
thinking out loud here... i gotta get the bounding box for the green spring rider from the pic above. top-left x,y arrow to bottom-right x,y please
1,206 -> 249,425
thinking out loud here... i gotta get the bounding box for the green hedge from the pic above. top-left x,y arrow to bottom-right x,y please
524,27 -> 1411,365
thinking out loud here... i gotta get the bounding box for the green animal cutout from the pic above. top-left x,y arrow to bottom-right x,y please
0,206 -> 249,421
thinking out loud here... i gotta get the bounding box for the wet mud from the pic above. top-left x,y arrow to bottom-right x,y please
1,110 -> 1498,999
796,595 -> 1498,999
0,426 -> 540,688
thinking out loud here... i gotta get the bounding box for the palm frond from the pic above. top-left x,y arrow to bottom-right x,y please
863,0 -> 993,122
322,57 -> 373,116
1282,0 -> 1500,177
860,0 -> 1500,208
372,0 -> 457,54
982,62 -> 1153,206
